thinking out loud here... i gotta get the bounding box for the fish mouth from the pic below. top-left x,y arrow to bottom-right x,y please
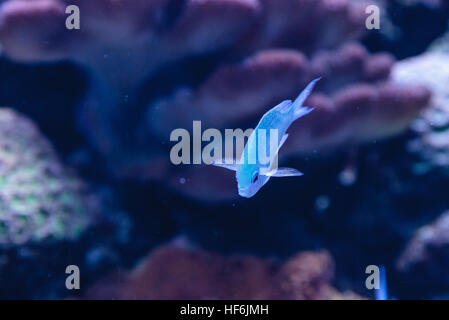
238,186 -> 256,198
238,190 -> 251,198
238,187 -> 248,198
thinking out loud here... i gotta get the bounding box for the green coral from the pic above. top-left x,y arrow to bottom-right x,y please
0,108 -> 95,246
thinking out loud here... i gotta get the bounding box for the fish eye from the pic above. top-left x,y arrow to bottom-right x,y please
252,172 -> 259,183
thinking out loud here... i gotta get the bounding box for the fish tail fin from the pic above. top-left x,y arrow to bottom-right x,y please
291,77 -> 321,119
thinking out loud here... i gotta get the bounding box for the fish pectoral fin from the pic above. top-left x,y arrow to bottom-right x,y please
266,134 -> 288,169
265,167 -> 304,177
279,134 -> 289,150
212,160 -> 239,171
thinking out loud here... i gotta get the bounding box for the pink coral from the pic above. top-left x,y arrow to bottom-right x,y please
150,43 -> 429,154
82,243 -> 361,300
148,44 -> 429,200
0,0 -> 259,85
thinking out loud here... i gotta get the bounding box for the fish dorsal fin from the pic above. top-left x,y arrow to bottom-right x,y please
272,133 -> 289,161
265,167 -> 304,177
278,133 -> 289,151
276,100 -> 293,113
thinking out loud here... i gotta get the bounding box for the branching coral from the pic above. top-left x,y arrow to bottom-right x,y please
0,108 -> 97,246
82,242 -> 361,300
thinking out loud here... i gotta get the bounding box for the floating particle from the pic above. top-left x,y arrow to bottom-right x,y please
338,167 -> 358,186
315,195 -> 331,212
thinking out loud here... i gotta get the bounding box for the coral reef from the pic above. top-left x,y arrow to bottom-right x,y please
396,211 -> 449,295
364,0 -> 449,60
83,242 -> 361,300
392,34 -> 449,171
0,108 -> 97,246
0,0 -> 370,149
0,0 -> 261,153
149,43 -> 425,143
397,210 -> 449,272
0,0 -> 447,301
152,43 -> 430,200
0,0 -> 432,201
0,0 -> 369,74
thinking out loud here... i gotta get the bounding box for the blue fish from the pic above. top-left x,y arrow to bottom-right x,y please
375,265 -> 389,300
213,78 -> 320,198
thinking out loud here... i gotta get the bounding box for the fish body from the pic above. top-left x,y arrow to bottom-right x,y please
214,78 -> 320,198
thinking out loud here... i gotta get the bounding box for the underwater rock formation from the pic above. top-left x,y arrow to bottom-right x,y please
0,108 -> 97,247
83,243 -> 361,300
